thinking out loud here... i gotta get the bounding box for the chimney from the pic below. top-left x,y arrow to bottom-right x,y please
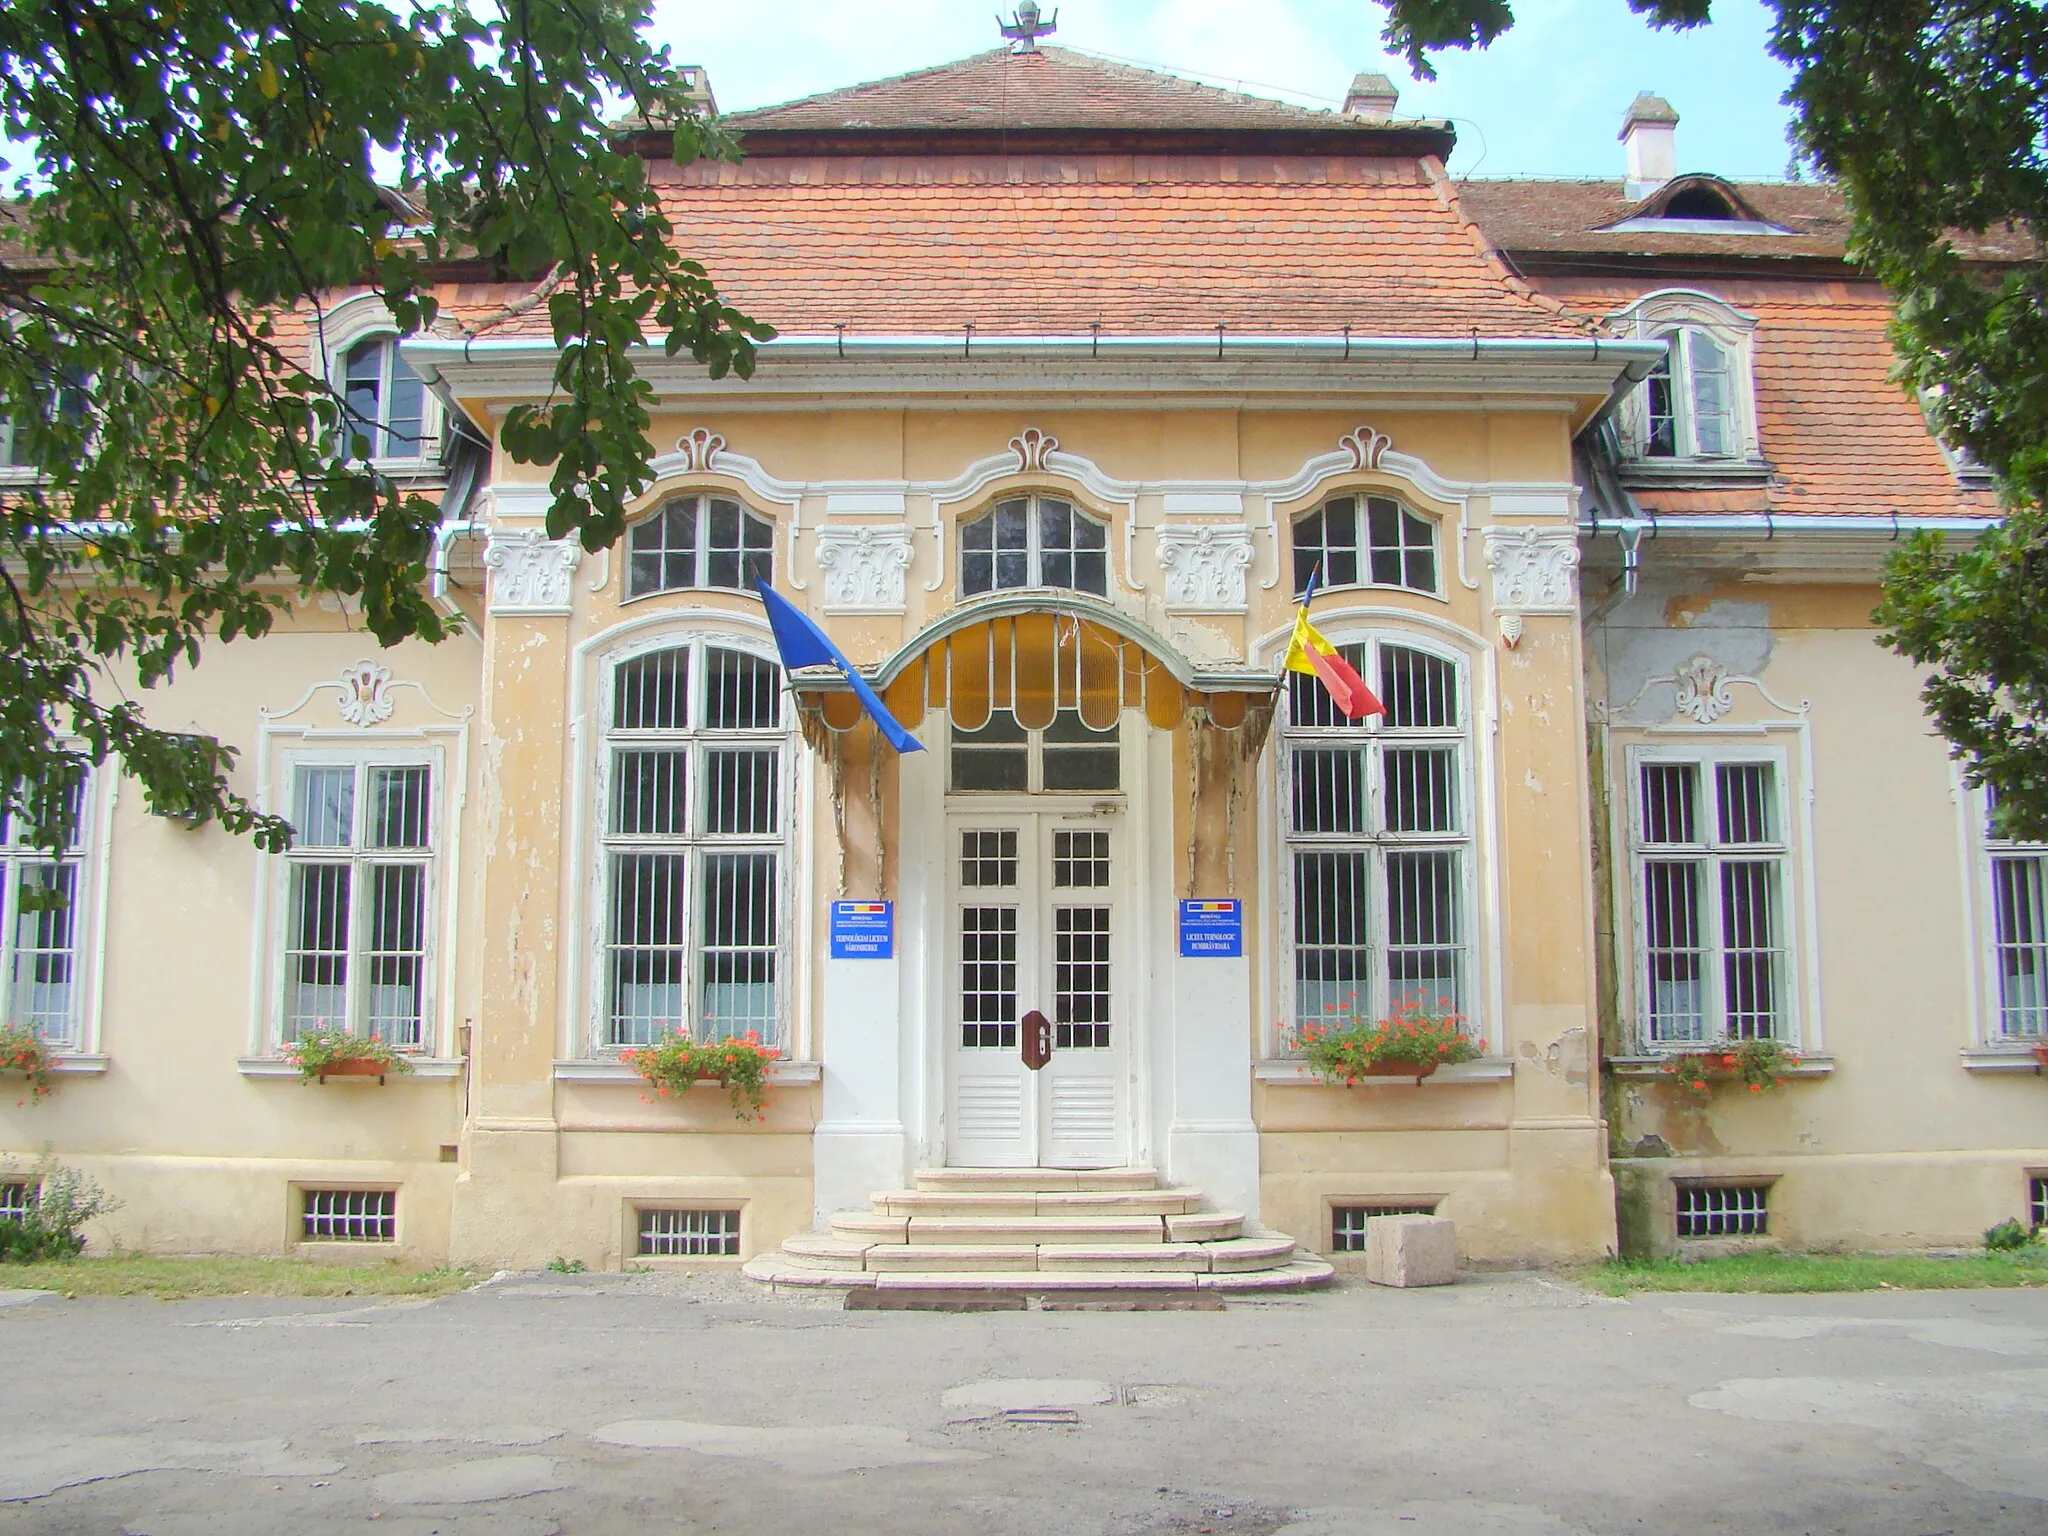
678,64 -> 718,117
1620,92 -> 1678,200
1343,72 -> 1400,121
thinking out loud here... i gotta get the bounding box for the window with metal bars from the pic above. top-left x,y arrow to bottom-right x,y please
301,1188 -> 396,1242
1676,1182 -> 1768,1239
959,495 -> 1109,597
1331,1202 -> 1439,1251
637,1206 -> 740,1256
1,768 -> 90,1048
625,494 -> 774,597
1630,751 -> 1791,1046
2031,1176 -> 2047,1230
337,336 -> 429,462
1283,639 -> 1471,1044
1982,791 -> 2048,1039
0,1181 -> 28,1223
601,641 -> 787,1049
1291,495 -> 1439,597
279,759 -> 435,1048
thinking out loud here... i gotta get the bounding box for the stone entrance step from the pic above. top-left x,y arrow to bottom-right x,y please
746,1168 -> 1331,1294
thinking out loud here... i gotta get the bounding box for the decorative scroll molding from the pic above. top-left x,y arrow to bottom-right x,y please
1340,425 -> 1392,470
1601,654 -> 1811,726
1156,524 -> 1254,612
815,525 -> 913,612
675,427 -> 726,472
483,528 -> 582,614
1672,655 -> 1737,724
1483,526 -> 1581,614
335,662 -> 396,728
1011,427 -> 1058,472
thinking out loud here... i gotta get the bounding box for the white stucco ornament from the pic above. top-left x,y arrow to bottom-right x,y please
816,525 -> 914,612
1156,524 -> 1254,612
1673,655 -> 1736,724
335,662 -> 396,727
1484,526 -> 1581,615
1340,425 -> 1392,470
483,528 -> 583,614
675,427 -> 726,472
1010,427 -> 1059,472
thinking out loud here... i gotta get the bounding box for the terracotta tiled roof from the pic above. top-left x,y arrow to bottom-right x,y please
1460,177 -> 2034,265
1560,278 -> 1997,520
724,47 -> 1435,137
619,152 -> 1589,338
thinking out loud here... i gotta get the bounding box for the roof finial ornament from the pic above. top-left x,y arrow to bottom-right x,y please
999,2 -> 1057,54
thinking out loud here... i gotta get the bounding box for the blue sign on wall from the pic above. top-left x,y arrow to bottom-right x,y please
829,900 -> 894,960
1178,898 -> 1243,958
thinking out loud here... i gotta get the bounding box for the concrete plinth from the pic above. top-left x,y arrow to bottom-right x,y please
1365,1214 -> 1457,1288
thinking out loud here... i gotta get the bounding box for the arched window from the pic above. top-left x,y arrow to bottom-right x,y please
338,335 -> 429,462
1284,638 -> 1471,1035
960,494 -> 1108,597
599,640 -> 787,1048
626,494 -> 775,597
1644,327 -> 1735,459
1291,495 -> 1439,597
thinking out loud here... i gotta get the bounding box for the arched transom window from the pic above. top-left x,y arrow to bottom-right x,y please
1292,495 -> 1439,597
1285,638 -> 1471,1035
960,494 -> 1108,597
600,640 -> 787,1047
626,494 -> 775,598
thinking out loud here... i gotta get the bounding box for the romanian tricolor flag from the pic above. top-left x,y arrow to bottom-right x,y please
1284,573 -> 1385,720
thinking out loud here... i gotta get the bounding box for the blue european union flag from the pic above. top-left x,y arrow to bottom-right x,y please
755,582 -> 925,754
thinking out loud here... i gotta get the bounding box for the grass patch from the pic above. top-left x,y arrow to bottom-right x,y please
1579,1248 -> 2048,1296
0,1253 -> 476,1301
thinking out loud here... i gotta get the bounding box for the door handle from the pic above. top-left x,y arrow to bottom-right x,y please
1021,1009 -> 1052,1070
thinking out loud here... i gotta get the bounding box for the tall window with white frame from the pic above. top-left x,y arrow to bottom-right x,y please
1285,640 -> 1471,1038
1982,790 -> 2048,1040
280,760 -> 435,1048
1,771 -> 89,1045
602,642 -> 786,1049
960,495 -> 1108,597
337,335 -> 429,463
1631,752 -> 1791,1045
1642,327 -> 1736,459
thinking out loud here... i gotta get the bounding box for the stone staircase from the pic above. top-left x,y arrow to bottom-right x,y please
743,1168 -> 1333,1292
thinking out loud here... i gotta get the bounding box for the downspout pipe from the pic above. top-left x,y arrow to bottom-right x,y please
1582,522 -> 1644,626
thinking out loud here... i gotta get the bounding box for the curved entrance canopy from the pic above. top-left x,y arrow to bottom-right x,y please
794,594 -> 1278,736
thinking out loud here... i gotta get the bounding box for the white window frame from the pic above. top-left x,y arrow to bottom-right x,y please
1610,290 -> 1763,469
622,491 -> 776,600
0,766 -> 104,1052
1968,789 -> 2048,1042
1289,493 -> 1443,598
590,633 -> 795,1053
0,365 -> 93,476
958,492 -> 1111,597
1277,634 -> 1479,1051
311,294 -> 441,472
268,748 -> 443,1051
1624,742 -> 1799,1049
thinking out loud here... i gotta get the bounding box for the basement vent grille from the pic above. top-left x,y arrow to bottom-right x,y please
638,1207 -> 740,1257
301,1188 -> 396,1242
1676,1183 -> 1768,1239
2032,1176 -> 2048,1231
1332,1202 -> 1439,1252
0,1182 -> 27,1223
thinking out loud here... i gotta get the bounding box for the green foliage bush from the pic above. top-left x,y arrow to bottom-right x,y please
1984,1218 -> 2039,1252
0,1149 -> 120,1263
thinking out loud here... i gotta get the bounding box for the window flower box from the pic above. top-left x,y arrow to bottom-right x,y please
1660,1037 -> 1801,1097
0,1022 -> 53,1104
1292,1001 -> 1482,1088
620,1031 -> 781,1121
282,1027 -> 414,1086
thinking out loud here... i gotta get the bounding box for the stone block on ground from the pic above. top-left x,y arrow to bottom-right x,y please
1364,1214 -> 1457,1288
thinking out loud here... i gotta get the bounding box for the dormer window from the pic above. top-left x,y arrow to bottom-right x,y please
1612,291 -> 1763,472
960,495 -> 1108,597
1291,494 -> 1439,597
626,494 -> 775,598
1645,328 -> 1735,459
338,336 -> 429,463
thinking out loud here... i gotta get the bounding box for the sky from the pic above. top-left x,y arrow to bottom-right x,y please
647,0 -> 1800,182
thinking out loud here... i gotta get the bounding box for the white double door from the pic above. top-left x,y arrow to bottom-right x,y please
945,810 -> 1128,1168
